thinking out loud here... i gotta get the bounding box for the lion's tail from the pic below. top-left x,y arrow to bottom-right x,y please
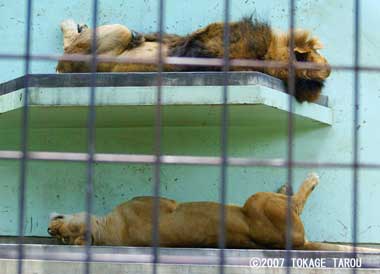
299,242 -> 380,253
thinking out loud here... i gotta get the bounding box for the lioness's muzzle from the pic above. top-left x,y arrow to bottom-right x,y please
47,227 -> 55,236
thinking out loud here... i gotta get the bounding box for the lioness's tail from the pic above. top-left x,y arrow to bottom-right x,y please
300,242 -> 380,253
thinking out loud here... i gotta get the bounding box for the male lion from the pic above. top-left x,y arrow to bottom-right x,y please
56,17 -> 331,103
48,173 -> 375,251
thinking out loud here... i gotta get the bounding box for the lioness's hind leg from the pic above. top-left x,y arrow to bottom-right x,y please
292,173 -> 319,215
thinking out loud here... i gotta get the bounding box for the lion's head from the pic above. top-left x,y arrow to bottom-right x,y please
292,30 -> 331,81
265,30 -> 331,82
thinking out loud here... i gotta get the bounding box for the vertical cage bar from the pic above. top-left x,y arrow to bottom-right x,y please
84,1 -> 99,274
17,0 -> 33,274
219,0 -> 230,273
352,0 -> 360,273
152,0 -> 165,273
286,0 -> 296,272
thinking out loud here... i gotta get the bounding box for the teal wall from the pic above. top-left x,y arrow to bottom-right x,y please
0,0 -> 380,244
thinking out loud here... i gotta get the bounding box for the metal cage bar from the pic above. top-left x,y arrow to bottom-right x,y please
2,151 -> 380,169
82,0 -> 99,274
152,0 -> 165,273
285,0 -> 296,272
352,0 -> 361,273
1,53 -> 380,73
17,0 -> 33,273
218,1 -> 231,274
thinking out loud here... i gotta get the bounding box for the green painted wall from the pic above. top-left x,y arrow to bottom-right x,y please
0,0 -> 380,244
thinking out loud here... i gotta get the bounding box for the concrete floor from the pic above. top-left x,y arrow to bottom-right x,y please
0,244 -> 379,274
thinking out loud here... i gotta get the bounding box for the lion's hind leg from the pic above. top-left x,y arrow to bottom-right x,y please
61,23 -> 135,55
57,20 -> 138,73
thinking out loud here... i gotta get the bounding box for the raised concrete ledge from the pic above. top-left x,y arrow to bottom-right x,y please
0,72 -> 329,106
0,73 -> 332,128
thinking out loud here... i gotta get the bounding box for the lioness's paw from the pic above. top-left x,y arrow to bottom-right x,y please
307,172 -> 319,180
61,19 -> 78,33
306,172 -> 319,188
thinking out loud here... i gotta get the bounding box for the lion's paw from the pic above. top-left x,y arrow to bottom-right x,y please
61,19 -> 78,33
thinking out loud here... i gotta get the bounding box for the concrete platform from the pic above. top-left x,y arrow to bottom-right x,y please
0,261 -> 378,274
0,244 -> 379,274
0,72 -> 332,129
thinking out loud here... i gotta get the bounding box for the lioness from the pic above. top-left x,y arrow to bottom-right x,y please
47,174 -> 375,251
56,17 -> 331,103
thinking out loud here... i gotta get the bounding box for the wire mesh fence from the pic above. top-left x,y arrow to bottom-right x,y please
0,0 -> 372,273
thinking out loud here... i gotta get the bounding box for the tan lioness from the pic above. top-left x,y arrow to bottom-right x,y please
56,17 -> 331,103
47,174 -> 376,252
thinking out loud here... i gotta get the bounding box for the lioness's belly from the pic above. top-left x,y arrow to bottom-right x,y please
160,202 -> 252,247
120,198 -> 253,248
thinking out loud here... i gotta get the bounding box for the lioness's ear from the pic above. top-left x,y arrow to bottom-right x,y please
50,212 -> 65,220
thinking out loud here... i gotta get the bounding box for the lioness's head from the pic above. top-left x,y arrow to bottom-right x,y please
48,212 -> 93,245
265,30 -> 331,81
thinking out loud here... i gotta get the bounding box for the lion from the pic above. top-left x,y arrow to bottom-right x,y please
47,173 -> 376,252
56,17 -> 331,103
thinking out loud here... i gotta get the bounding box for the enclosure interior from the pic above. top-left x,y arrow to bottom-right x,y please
0,0 -> 380,272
